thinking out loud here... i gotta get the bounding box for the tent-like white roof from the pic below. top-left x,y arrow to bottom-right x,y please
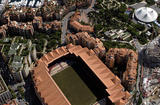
134,7 -> 158,23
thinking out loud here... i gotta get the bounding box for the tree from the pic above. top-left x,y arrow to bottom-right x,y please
47,39 -> 57,49
17,86 -> 25,98
118,4 -> 127,13
134,23 -> 145,31
146,0 -> 155,5
118,13 -> 129,22
137,32 -> 148,45
8,86 -> 16,99
127,26 -> 139,37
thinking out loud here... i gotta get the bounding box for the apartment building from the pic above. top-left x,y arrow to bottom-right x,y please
8,21 -> 34,36
0,4 -> 62,37
33,16 -> 61,33
105,48 -> 138,91
66,32 -> 105,58
0,25 -> 8,38
62,0 -> 91,8
10,55 -> 32,82
32,16 -> 43,30
3,99 -> 18,105
1,37 -> 37,82
0,75 -> 12,105
10,56 -> 24,82
69,12 -> 94,33
6,6 -> 36,22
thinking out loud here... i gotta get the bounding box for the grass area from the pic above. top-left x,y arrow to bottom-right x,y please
52,66 -> 97,105
103,40 -> 136,51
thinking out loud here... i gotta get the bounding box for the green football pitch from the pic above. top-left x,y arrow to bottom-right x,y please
52,66 -> 97,105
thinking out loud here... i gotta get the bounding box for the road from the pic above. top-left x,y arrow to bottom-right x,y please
81,0 -> 96,14
129,1 -> 147,9
150,4 -> 160,14
61,12 -> 75,44
132,39 -> 145,105
61,0 -> 96,44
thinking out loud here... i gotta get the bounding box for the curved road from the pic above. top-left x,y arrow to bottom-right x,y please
61,0 -> 96,44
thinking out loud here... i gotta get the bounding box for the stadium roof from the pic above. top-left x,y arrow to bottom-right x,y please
134,7 -> 158,23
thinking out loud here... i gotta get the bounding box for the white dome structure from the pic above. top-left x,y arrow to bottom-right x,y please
134,7 -> 158,23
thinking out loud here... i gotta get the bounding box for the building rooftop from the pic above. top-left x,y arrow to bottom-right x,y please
66,32 -> 106,57
134,7 -> 158,23
8,43 -> 20,56
70,11 -> 94,33
11,56 -> 23,72
3,99 -> 18,105
0,75 -> 8,94
106,48 -> 138,91
8,0 -> 44,7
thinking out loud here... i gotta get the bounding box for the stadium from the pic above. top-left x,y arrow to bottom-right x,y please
32,44 -> 131,105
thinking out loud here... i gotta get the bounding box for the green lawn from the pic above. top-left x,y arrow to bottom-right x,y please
52,67 -> 97,105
